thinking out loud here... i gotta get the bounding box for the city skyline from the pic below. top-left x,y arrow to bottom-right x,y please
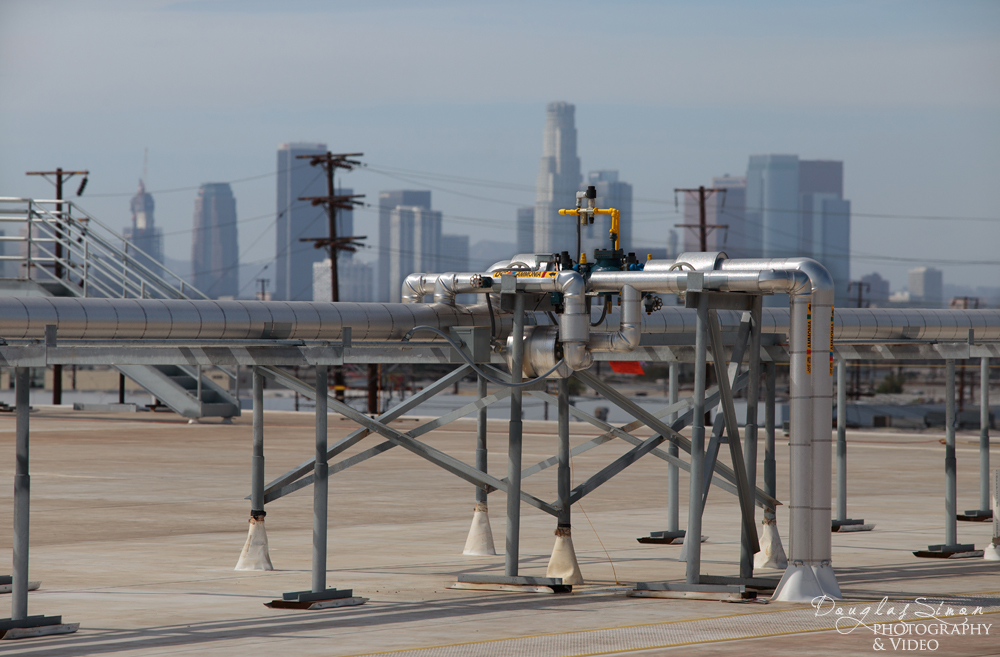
3,2 -> 997,297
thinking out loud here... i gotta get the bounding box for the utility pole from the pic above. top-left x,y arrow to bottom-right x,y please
847,281 -> 870,400
26,167 -> 89,406
951,297 -> 980,411
297,152 -> 367,405
256,278 -> 270,301
674,186 -> 728,252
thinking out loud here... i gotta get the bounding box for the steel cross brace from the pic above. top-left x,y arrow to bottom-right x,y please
259,364 -> 474,501
571,369 -> 779,509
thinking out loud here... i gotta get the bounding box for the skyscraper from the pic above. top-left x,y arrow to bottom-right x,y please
585,170 -> 633,254
191,183 -> 239,298
124,180 -> 164,279
746,155 -> 851,307
440,234 -> 469,272
388,205 -> 441,303
534,102 -> 582,255
313,258 -> 373,302
909,266 -> 943,308
516,207 -> 534,254
276,142 -> 327,301
681,175 -> 750,258
378,190 -> 431,301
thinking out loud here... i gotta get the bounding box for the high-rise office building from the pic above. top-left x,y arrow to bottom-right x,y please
860,272 -> 891,307
909,266 -> 943,308
584,171 -> 633,255
388,205 -> 442,303
440,234 -> 469,272
534,102 -> 582,255
191,183 -> 239,298
313,257 -> 373,302
124,180 -> 164,279
516,207 -> 534,254
682,175 -> 750,258
276,142 -> 327,301
746,155 -> 851,307
378,190 -> 431,301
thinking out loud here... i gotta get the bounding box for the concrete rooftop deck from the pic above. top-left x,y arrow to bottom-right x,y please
0,407 -> 998,656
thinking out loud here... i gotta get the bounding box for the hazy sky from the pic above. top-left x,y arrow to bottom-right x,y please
2,0 -> 998,296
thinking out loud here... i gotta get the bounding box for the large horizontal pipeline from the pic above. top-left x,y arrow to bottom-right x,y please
0,296 -> 997,343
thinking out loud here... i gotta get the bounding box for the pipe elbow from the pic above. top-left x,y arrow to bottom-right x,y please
562,341 -> 593,371
402,274 -> 431,304
433,273 -> 458,306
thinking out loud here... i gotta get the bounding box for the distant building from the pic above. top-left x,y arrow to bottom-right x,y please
191,183 -> 239,298
313,258 -> 374,302
276,142 -> 328,301
745,155 -> 851,307
860,272 -> 891,307
666,229 -> 679,259
909,266 -> 943,308
378,190 -> 431,301
388,205 -> 442,303
681,175 -> 749,258
584,170 -> 633,255
124,180 -> 164,280
440,234 -> 469,272
534,102 -> 582,255
470,240 -> 517,272
516,207 -> 534,254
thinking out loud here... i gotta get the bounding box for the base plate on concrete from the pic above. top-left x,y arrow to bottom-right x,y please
0,615 -> 79,640
699,575 -> 779,591
914,543 -> 983,559
451,574 -> 571,594
957,509 -> 994,522
0,575 -> 40,594
629,582 -> 754,601
265,597 -> 367,610
832,518 -> 875,532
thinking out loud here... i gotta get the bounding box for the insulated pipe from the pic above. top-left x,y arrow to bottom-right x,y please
12,367 -> 30,621
981,357 -> 991,513
587,285 -> 641,352
555,271 -> 593,371
787,292 -> 813,565
432,273 -> 486,306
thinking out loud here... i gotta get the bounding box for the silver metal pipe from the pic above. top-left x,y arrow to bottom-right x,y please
686,293 -> 709,585
787,294 -> 812,565
837,358 -> 848,521
981,357 -> 991,513
945,359 -> 957,547
313,365 -> 329,593
587,285 -> 640,353
667,362 -> 679,533
251,367 -> 265,517
505,292 -> 526,577
12,367 -> 30,621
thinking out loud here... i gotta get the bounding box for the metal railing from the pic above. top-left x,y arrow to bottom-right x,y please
0,197 -> 209,300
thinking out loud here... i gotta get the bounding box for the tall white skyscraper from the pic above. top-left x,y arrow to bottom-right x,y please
909,266 -> 943,308
276,142 -> 327,301
191,183 -> 239,298
388,205 -> 441,303
124,180 -> 164,279
534,102 -> 581,255
746,155 -> 851,307
313,258 -> 374,302
378,190 -> 431,301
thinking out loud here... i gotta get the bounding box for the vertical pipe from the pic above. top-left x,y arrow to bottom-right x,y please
667,362 -> 679,533
980,357 -> 991,513
505,292 -> 526,577
765,361 -> 776,500
945,359 -> 957,547
740,299 -> 763,579
475,375 -> 488,506
251,367 -> 265,517
313,365 -> 329,592
788,296 -> 812,564
811,299 -> 834,564
557,377 -> 571,527
837,358 -> 848,521
686,293 -> 709,585
12,367 -> 30,621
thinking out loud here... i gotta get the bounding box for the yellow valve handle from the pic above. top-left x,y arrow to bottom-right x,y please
558,207 -> 621,251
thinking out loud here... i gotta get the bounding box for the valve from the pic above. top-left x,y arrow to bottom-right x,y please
643,295 -> 663,315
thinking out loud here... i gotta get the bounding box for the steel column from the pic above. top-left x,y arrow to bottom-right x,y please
476,375 -> 488,505
12,367 -> 30,621
765,361 -> 776,500
667,362 -> 679,533
787,296 -> 812,563
251,367 -> 265,517
836,358 -> 847,521
313,365 -> 329,592
505,292 -> 526,576
981,357 -> 991,513
686,293 -> 709,585
557,378 -> 571,526
945,359 -> 957,546
740,299 -> 763,579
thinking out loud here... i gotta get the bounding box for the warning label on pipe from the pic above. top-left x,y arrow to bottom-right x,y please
491,270 -> 558,279
806,302 -> 812,375
830,306 -> 835,376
